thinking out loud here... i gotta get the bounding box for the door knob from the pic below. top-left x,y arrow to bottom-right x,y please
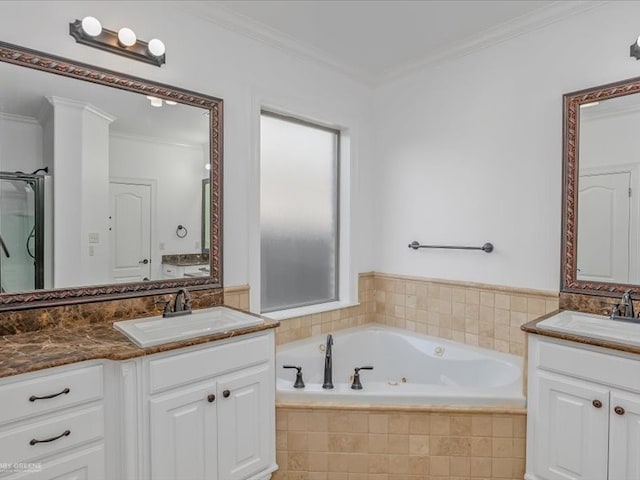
207,394 -> 215,403
139,259 -> 149,264
614,406 -> 626,415
223,390 -> 230,398
592,399 -> 602,408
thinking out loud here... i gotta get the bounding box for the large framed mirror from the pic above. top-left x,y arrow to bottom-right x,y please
562,75 -> 640,295
0,41 -> 222,310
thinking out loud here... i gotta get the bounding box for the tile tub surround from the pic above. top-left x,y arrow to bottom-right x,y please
373,274 -> 558,357
274,406 -> 526,480
224,273 -> 559,354
224,284 -> 251,312
274,272 -> 376,346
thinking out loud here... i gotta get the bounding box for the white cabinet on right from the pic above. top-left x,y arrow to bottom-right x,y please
526,334 -> 640,480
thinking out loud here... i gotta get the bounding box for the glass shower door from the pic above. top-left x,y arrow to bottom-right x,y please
0,174 -> 40,292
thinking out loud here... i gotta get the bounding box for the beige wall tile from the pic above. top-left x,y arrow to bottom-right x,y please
276,407 -> 526,480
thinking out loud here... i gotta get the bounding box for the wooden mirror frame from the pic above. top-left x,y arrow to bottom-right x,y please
0,41 -> 222,311
562,75 -> 640,296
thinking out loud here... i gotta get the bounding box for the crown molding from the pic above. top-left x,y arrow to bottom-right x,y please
377,1 -> 609,85
178,1 -> 371,85
178,1 -> 607,87
0,111 -> 39,126
109,129 -> 206,149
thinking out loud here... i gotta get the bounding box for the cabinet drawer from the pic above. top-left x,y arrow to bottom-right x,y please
0,365 -> 103,426
162,264 -> 178,277
537,339 -> 640,392
148,333 -> 273,394
0,405 -> 104,466
3,444 -> 105,480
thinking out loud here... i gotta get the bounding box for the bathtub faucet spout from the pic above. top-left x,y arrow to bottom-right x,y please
322,334 -> 334,389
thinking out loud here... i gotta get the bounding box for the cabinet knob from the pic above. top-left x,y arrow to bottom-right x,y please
592,399 -> 602,408
223,389 -> 230,398
207,394 -> 215,403
614,406 -> 626,416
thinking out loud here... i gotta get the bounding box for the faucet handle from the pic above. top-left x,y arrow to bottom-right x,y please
351,366 -> 374,390
283,365 -> 305,389
154,300 -> 171,315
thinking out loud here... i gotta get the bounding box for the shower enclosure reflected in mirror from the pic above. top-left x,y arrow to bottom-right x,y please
0,42 -> 222,310
0,172 -> 49,292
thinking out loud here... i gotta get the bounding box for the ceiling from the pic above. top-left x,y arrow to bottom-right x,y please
184,0 -> 596,84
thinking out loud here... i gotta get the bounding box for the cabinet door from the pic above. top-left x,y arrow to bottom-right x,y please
609,390 -> 640,480
6,444 -> 104,480
535,371 -> 609,480
217,363 -> 272,480
149,383 -> 217,480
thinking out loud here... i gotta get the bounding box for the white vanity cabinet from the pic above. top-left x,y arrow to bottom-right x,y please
162,263 -> 208,279
526,334 -> 640,480
0,328 -> 277,480
0,363 -> 106,480
140,329 -> 276,480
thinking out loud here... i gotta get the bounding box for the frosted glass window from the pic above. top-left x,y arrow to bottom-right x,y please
260,112 -> 339,313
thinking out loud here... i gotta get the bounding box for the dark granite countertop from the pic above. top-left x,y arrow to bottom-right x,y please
521,309 -> 640,355
0,316 -> 278,379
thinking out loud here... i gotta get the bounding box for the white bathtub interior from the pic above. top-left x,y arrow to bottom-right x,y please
276,324 -> 525,407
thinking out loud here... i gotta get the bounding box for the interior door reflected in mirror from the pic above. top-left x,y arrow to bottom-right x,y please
563,75 -> 640,296
0,54 -> 211,293
577,95 -> 640,285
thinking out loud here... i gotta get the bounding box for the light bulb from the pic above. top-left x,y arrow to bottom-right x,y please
637,35 -> 640,47
150,97 -> 162,107
205,163 -> 212,170
81,16 -> 102,37
118,27 -> 137,47
148,38 -> 165,57
165,100 -> 177,106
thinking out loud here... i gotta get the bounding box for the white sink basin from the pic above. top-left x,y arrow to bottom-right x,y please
538,310 -> 640,347
114,306 -> 263,348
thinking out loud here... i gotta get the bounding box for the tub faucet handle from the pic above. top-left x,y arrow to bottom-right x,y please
351,366 -> 374,390
283,365 -> 305,389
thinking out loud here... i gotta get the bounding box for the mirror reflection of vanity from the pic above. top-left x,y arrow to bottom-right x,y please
562,76 -> 640,296
0,42 -> 222,310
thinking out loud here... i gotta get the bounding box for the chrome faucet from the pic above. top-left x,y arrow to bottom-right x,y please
322,334 -> 334,389
611,290 -> 638,322
160,288 -> 192,318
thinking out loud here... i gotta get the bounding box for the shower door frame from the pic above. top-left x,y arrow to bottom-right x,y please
0,172 -> 45,290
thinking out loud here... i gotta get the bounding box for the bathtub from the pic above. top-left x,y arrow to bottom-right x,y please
276,324 -> 525,408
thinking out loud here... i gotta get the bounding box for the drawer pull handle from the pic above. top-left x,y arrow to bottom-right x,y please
30,430 -> 70,446
29,387 -> 70,402
223,390 -> 230,398
592,399 -> 602,408
614,406 -> 626,415
207,394 -> 215,403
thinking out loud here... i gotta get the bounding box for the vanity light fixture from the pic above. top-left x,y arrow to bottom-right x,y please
69,17 -> 166,67
630,36 -> 640,60
580,101 -> 600,109
145,96 -> 177,108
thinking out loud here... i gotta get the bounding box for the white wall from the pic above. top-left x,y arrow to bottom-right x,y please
372,2 -> 640,292
110,134 -> 207,279
0,1 -> 375,290
0,114 -> 43,174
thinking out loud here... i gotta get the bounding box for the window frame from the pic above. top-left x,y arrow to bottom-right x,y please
259,109 -> 341,314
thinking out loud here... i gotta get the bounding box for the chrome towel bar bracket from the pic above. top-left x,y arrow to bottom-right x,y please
408,241 -> 494,253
